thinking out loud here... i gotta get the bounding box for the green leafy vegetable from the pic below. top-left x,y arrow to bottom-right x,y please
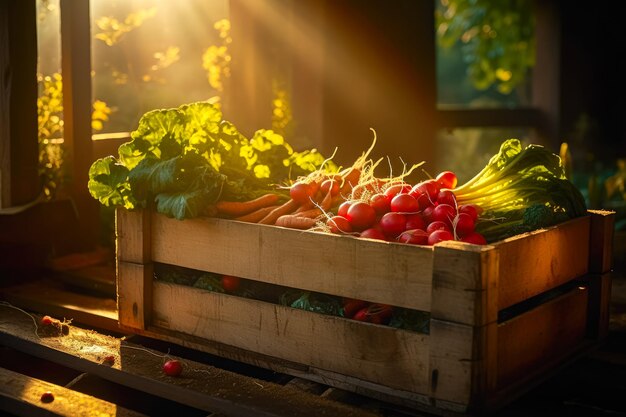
88,100 -> 333,219
455,139 -> 587,242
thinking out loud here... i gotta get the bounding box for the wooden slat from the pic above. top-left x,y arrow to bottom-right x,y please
496,215 -> 590,310
496,285 -> 588,388
116,208 -> 151,264
0,307 -> 377,417
117,262 -> 153,330
430,241 -> 499,326
0,367 -> 147,417
149,211 -> 434,311
0,279 -> 118,332
588,209 -> 616,274
428,240 -> 499,410
116,209 -> 153,330
151,280 -> 430,395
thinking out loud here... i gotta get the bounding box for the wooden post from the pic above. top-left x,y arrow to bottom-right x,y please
0,0 -> 40,208
429,241 -> 499,411
116,208 -> 153,330
60,0 -> 99,244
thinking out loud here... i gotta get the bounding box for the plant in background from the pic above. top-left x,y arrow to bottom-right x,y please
436,0 -> 535,94
37,73 -> 111,200
202,18 -> 232,93
271,79 -> 293,139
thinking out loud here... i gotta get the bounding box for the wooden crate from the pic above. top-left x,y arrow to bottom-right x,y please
115,208 -> 614,414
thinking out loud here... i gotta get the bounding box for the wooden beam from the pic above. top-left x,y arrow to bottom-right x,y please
60,0 -> 99,244
0,366 -> 148,417
437,108 -> 543,129
0,0 -> 40,208
0,307 -> 378,417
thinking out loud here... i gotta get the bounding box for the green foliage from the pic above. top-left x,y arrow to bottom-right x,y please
38,73 -> 112,200
202,19 -> 231,92
455,139 -> 587,242
436,0 -> 535,94
88,100 -> 333,219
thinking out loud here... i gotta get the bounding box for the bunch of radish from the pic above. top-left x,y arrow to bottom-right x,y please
326,171 -> 487,246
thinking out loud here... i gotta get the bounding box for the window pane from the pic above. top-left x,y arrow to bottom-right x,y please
90,0 -> 229,134
436,127 -> 532,183
435,0 -> 535,109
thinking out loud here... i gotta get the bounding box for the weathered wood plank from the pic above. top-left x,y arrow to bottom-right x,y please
117,262 -> 153,330
116,208 -> 151,264
588,209 -> 616,274
496,215 -> 590,310
0,306 -> 377,417
496,285 -> 588,388
150,211 -> 434,311
0,366 -> 147,417
586,272 -> 613,340
0,278 -> 118,332
151,280 -> 430,395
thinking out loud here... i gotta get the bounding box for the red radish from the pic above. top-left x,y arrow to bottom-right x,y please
459,204 -> 481,222
327,215 -> 352,234
369,193 -> 391,214
428,229 -> 454,245
337,201 -> 352,217
421,205 -> 435,224
368,304 -> 393,325
397,229 -> 429,245
40,391 -> 55,403
436,189 -> 457,207
320,179 -> 340,196
343,299 -> 369,318
390,193 -> 420,213
163,359 -> 182,377
41,315 -> 54,326
405,213 -> 425,231
383,183 -> 412,202
432,204 -> 457,226
461,232 -> 487,245
410,179 -> 440,202
289,182 -> 317,204
426,220 -> 451,234
453,212 -> 475,237
352,307 -> 371,322
221,275 -> 240,292
436,171 -> 458,189
379,212 -> 406,237
359,228 -> 386,241
346,202 -> 376,231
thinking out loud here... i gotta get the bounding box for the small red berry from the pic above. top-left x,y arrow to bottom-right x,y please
41,315 -> 54,326
40,391 -> 55,403
163,359 -> 182,377
103,355 -> 115,364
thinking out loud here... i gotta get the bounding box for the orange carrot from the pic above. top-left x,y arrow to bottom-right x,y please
320,188 -> 334,211
216,193 -> 280,217
275,215 -> 317,230
234,205 -> 279,223
295,208 -> 323,218
340,168 -> 361,194
258,199 -> 300,225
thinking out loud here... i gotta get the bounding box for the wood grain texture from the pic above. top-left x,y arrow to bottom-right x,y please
496,215 -> 590,310
150,212 -> 434,311
116,208 -> 151,264
496,285 -> 588,388
0,367 -> 147,417
117,261 -> 153,330
588,209 -> 616,274
152,281 -> 430,395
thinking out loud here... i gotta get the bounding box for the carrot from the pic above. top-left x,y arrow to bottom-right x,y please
339,168 -> 361,194
258,199 -> 300,225
295,208 -> 323,218
275,215 -> 317,230
216,193 -> 280,217
234,205 -> 279,223
320,188 -> 334,211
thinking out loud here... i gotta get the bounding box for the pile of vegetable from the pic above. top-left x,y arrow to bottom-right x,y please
88,101 -> 333,220
88,100 -> 586,244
